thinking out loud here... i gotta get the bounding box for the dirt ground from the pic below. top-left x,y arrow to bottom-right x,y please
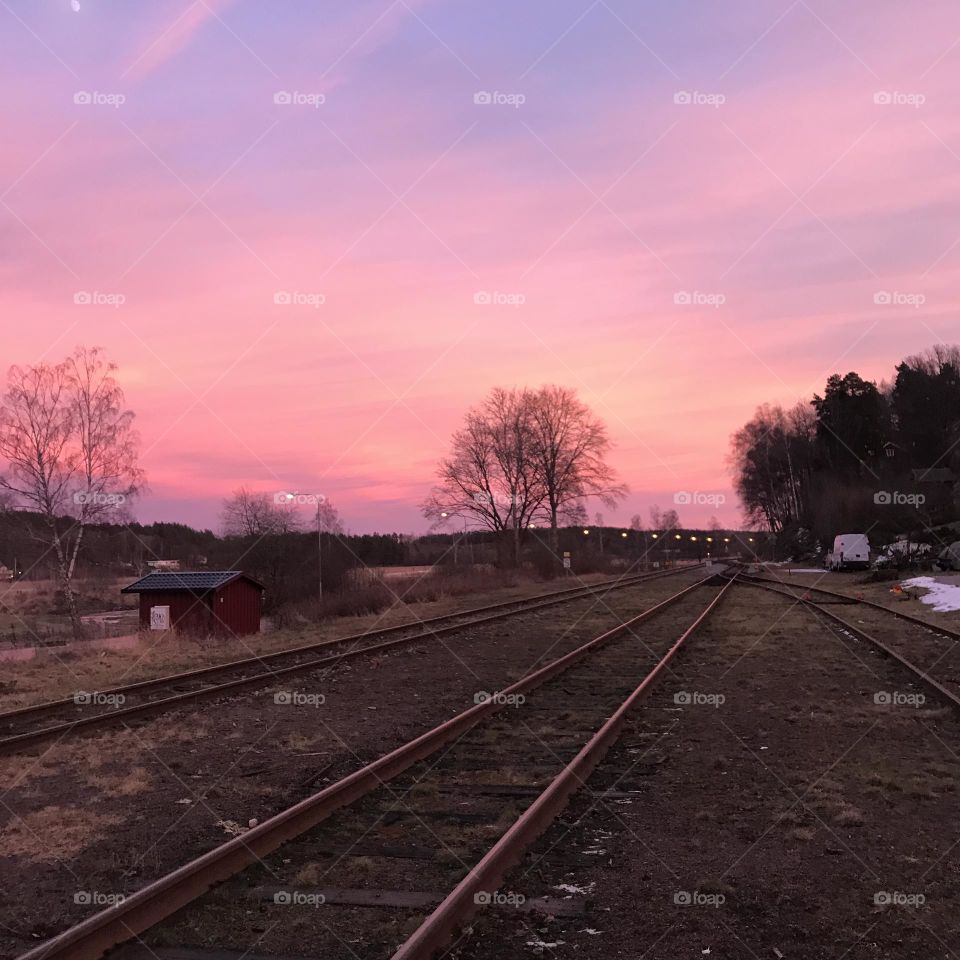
449,584 -> 960,960
0,569 -> 705,960
0,573 -> 615,711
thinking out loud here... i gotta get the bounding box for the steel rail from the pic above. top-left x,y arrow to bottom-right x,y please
739,578 -> 960,712
390,575 -> 736,960
737,568 -> 960,641
15,575 -> 719,960
0,566 -> 700,756
2,567 -> 689,726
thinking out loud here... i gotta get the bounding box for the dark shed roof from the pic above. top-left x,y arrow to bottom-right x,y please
121,571 -> 264,594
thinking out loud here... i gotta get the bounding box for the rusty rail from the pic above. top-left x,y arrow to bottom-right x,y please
739,578 -> 960,712
736,567 -> 960,641
0,565 -> 701,755
16,574 -> 718,960
391,575 -> 735,960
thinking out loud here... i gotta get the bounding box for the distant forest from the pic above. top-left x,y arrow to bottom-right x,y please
730,344 -> 960,555
0,508 -> 756,612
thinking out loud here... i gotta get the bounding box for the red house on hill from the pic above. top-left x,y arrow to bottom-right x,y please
121,571 -> 264,636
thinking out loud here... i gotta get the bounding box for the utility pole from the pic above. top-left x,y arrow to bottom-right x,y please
317,499 -> 323,603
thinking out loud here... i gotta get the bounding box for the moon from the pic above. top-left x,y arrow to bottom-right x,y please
71,0 -> 80,10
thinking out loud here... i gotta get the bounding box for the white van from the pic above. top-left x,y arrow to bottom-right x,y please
828,533 -> 870,571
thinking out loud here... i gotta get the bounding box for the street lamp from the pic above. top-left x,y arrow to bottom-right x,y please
440,511 -> 463,564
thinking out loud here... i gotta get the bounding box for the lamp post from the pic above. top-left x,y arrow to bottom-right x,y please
440,512 -> 457,564
317,498 -> 322,601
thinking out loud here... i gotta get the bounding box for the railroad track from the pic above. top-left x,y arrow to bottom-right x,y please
738,567 -> 960,641
17,573 -> 734,960
736,576 -> 960,712
0,564 -> 705,756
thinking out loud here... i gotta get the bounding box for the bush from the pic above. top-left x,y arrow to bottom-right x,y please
279,566 -> 523,624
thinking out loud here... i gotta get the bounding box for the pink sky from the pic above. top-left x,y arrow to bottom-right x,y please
2,0 -> 959,532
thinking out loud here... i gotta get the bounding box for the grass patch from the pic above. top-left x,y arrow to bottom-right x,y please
0,805 -> 124,863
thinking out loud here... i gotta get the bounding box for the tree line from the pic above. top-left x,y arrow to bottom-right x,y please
729,344 -> 960,554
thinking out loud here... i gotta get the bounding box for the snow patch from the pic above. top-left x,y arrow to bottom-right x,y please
526,940 -> 565,952
554,882 -> 595,895
902,577 -> 960,613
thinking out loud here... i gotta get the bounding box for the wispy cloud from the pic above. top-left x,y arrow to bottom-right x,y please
123,0 -> 239,80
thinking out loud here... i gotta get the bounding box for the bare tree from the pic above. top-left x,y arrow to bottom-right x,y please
0,348 -> 143,638
630,513 -> 645,531
220,488 -> 301,537
527,385 -> 626,561
649,504 -> 663,529
661,508 -> 680,531
426,385 -> 626,567
424,388 -> 545,566
313,498 -> 344,535
65,348 -> 145,577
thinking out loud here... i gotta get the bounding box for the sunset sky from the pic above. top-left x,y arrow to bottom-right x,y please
2,0 -> 958,533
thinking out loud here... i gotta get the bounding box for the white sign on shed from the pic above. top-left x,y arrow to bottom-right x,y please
150,605 -> 170,630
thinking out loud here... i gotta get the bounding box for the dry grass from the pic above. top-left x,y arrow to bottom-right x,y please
833,805 -> 865,825
0,805 -> 124,863
293,861 -> 326,886
0,717 -> 211,793
283,732 -> 327,752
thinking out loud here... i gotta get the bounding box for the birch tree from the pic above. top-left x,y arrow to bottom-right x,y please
0,348 -> 143,638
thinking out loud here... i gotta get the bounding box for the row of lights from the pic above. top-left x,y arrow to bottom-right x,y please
446,514 -> 757,546
578,531 -> 754,543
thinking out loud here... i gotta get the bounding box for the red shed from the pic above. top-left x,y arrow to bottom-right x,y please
121,570 -> 264,636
